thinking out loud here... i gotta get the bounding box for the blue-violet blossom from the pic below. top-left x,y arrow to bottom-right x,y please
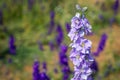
68,7 -> 94,80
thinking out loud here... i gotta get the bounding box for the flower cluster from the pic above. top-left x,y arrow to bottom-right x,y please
59,44 -> 71,80
68,10 -> 94,80
9,35 -> 16,55
33,60 -> 50,80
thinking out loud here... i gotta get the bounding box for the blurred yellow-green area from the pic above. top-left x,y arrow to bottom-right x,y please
0,0 -> 120,80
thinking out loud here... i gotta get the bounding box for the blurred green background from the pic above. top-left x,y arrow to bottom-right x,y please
0,0 -> 120,80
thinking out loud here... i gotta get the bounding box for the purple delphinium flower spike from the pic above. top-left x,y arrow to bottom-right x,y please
33,60 -> 41,80
112,0 -> 119,14
42,61 -> 47,72
65,23 -> 71,33
48,11 -> 55,35
59,44 -> 71,80
9,35 -> 16,55
40,72 -> 50,80
93,33 -> 107,56
50,11 -> 55,20
55,24 -> 64,46
68,6 -> 95,80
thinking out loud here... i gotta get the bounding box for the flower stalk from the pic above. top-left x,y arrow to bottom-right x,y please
68,5 -> 94,80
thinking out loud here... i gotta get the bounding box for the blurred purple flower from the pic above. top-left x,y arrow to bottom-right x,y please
38,41 -> 44,51
55,24 -> 64,46
40,72 -> 50,80
42,62 -> 47,72
112,0 -> 119,14
59,44 -> 68,66
47,11 -> 55,35
33,60 -> 41,80
49,41 -> 54,51
65,23 -> 71,33
93,33 -> 107,56
98,14 -> 104,21
50,11 -> 55,20
9,35 -> 16,55
59,44 -> 71,80
33,60 -> 50,80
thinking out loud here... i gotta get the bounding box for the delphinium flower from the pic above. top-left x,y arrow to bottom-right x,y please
33,60 -> 41,80
9,35 -> 16,55
65,23 -> 71,33
93,33 -> 107,56
48,11 -> 55,35
33,60 -> 50,80
42,61 -> 47,72
59,44 -> 71,80
68,5 -> 94,80
55,24 -> 64,47
40,62 -> 50,80
40,72 -> 50,80
112,0 -> 119,15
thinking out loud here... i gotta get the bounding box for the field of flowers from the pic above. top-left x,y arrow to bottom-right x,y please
0,0 -> 120,80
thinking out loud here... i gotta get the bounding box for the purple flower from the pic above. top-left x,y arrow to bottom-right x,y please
48,11 -> 55,35
55,24 -> 64,46
9,35 -> 16,55
98,14 -> 104,20
112,0 -> 119,14
93,33 -> 107,56
50,11 -> 55,20
33,60 -> 50,80
59,44 -> 71,80
65,23 -> 71,33
33,60 -> 41,80
70,38 -> 92,53
42,61 -> 47,72
68,11 -> 94,80
59,44 -> 68,66
40,72 -> 50,80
